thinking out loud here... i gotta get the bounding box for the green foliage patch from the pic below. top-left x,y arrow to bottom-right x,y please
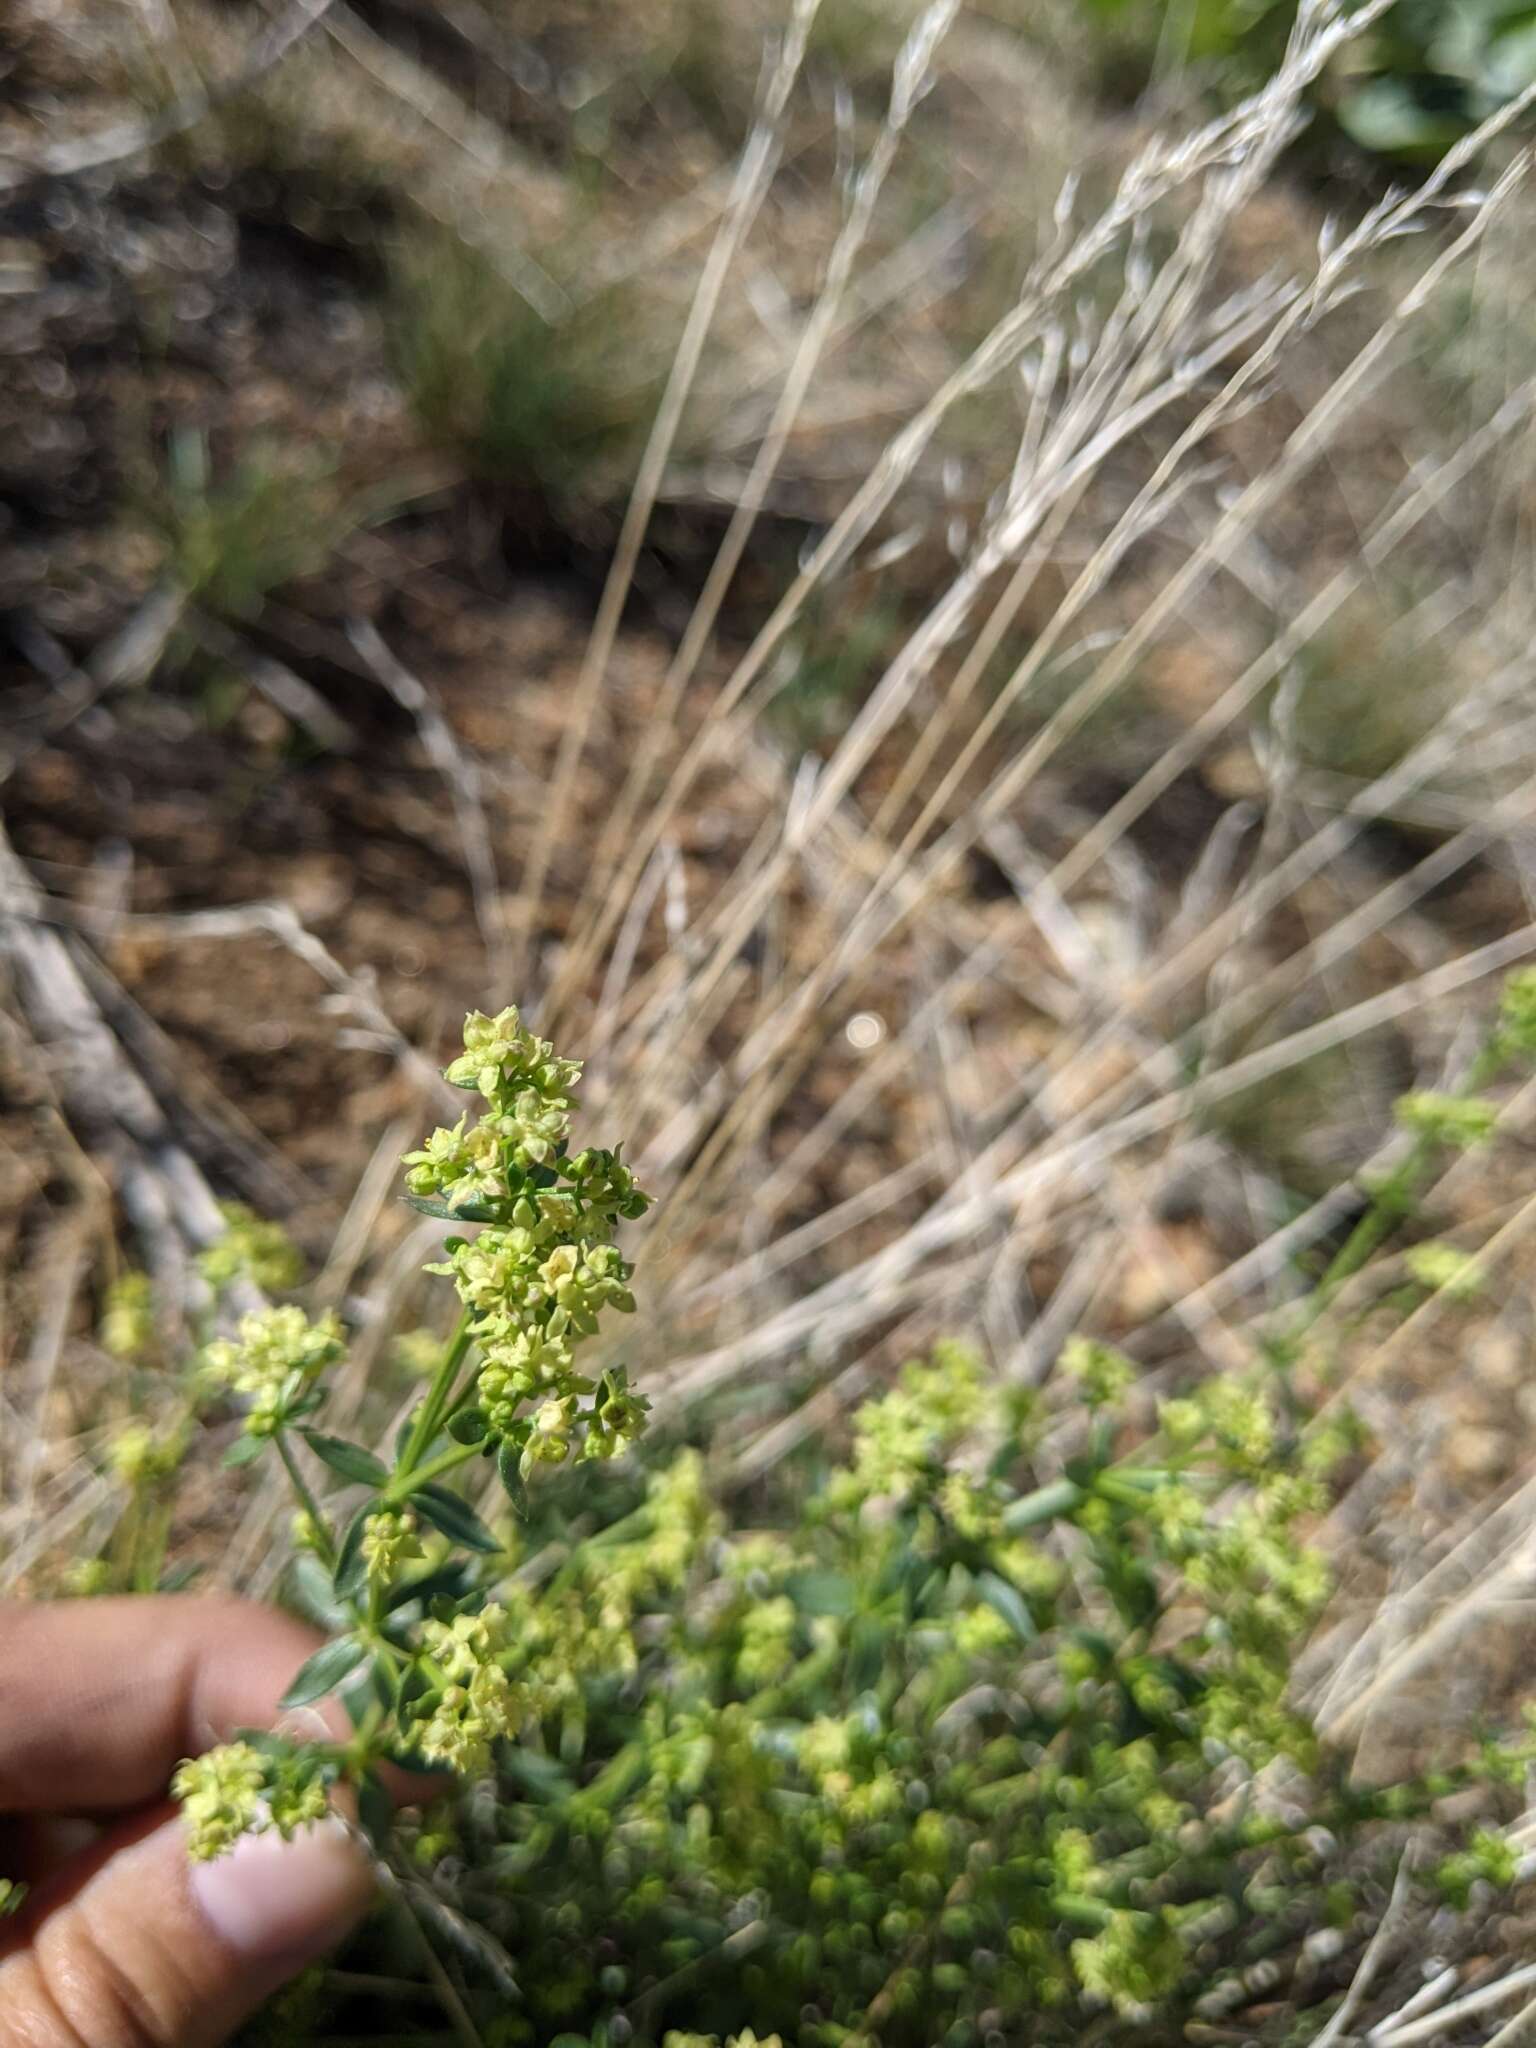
1077,0 -> 1536,160
38,980 -> 1536,2042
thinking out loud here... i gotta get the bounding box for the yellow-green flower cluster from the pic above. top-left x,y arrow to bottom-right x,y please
408,1008 -> 650,1469
391,1326 -> 445,1379
403,1114 -> 509,1213
415,1605 -> 517,1774
1061,1334 -> 1137,1411
198,1202 -> 305,1294
1395,1089 -> 1499,1148
737,1594 -> 798,1686
362,1506 -> 423,1582
1161,1379 -> 1277,1477
433,1005 -> 582,1169
203,1305 -> 345,1435
173,1740 -> 330,1862
1404,1239 -> 1483,1298
1437,1828 -> 1519,1908
827,1343 -> 985,1508
664,2032 -> 781,2048
100,1270 -> 154,1360
106,1420 -> 186,1489
1070,1911 -> 1183,2017
62,1559 -> 111,1597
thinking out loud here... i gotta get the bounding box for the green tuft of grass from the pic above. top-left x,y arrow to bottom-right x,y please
150,427 -> 355,623
384,232 -> 662,508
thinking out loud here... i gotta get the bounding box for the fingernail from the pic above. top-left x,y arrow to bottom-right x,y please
188,1820 -> 372,1959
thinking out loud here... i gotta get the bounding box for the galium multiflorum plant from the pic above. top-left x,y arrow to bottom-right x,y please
171,1006 -> 651,1861
47,968 -> 1530,2042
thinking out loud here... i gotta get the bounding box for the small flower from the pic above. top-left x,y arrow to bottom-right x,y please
62,1558 -> 111,1597
938,1471 -> 1001,1541
1070,1911 -> 1183,2017
269,1772 -> 330,1839
416,1606 -> 517,1774
421,1604 -> 510,1683
1404,1240 -> 1483,1298
100,1271 -> 154,1360
402,1116 -> 508,1210
391,1327 -> 445,1379
362,1507 -> 424,1583
1061,1335 -> 1136,1411
1395,1091 -> 1500,1149
520,1395 -> 579,1476
199,1202 -> 305,1294
736,1595 -> 798,1686
202,1306 -> 345,1436
1437,1828 -> 1519,1909
1145,1480 -> 1206,1556
1158,1397 -> 1205,1448
581,1366 -> 651,1461
173,1741 -> 333,1861
173,1742 -> 269,1862
952,1604 -> 1014,1657
444,1007 -> 581,1128
105,1420 -> 185,1489
539,1241 -> 636,1338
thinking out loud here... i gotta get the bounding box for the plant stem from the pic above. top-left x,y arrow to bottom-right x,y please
276,1433 -> 336,1566
398,1311 -> 475,1478
133,1494 -> 174,1593
388,1440 -> 482,1500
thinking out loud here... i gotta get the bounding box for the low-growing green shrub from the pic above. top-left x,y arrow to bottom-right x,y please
1075,0 -> 1536,161
43,979 -> 1536,2043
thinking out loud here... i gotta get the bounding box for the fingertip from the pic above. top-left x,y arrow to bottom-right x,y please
187,1817 -> 374,1962
0,1812 -> 374,2048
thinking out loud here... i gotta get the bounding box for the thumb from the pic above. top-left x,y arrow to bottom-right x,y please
1,1803 -> 374,2048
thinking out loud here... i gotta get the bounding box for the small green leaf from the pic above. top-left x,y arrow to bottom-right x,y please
1002,1478 -> 1085,1532
447,1408 -> 489,1446
332,1502 -> 377,1600
413,1483 -> 502,1554
384,1562 -> 474,1612
279,1635 -> 367,1709
300,1430 -> 389,1487
290,1553 -> 347,1631
976,1570 -> 1037,1642
496,1439 -> 528,1515
232,1726 -> 293,1760
396,1663 -> 432,1714
785,1569 -> 855,1617
401,1192 -> 506,1223
222,1433 -> 266,1469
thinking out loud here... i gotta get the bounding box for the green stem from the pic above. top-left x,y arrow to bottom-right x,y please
1311,1143 -> 1430,1308
1312,1037 -> 1510,1312
347,1695 -> 389,1766
389,1440 -> 483,1500
398,1312 -> 475,1479
133,1494 -> 174,1593
276,1434 -> 336,1566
